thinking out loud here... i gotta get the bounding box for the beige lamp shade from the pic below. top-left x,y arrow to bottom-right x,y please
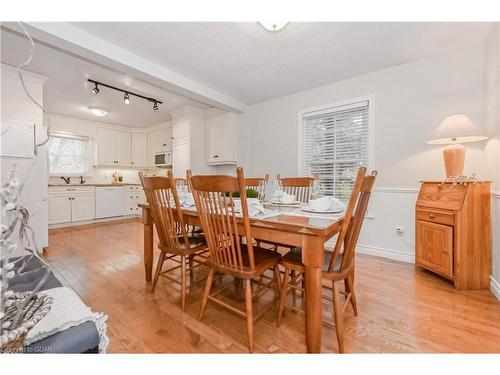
426,114 -> 488,145
426,114 -> 488,178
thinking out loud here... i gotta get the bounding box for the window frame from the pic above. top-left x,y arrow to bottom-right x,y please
297,96 -> 375,218
298,95 -> 375,176
47,131 -> 93,177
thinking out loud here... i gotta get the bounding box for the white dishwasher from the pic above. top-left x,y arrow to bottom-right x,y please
95,186 -> 124,219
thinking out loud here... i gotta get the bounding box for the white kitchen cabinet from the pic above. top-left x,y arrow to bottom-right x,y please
71,191 -> 96,222
147,127 -> 172,167
170,106 -> 214,175
48,192 -> 72,224
96,127 -> 131,166
96,127 -> 116,166
131,133 -> 148,168
48,186 -> 95,224
124,185 -> 145,216
206,111 -> 238,165
117,131 -> 132,166
172,138 -> 189,178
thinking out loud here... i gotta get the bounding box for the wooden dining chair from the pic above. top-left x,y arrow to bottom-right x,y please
245,174 -> 269,191
188,167 -> 282,353
277,175 -> 315,203
139,170 -> 208,311
276,167 -> 377,353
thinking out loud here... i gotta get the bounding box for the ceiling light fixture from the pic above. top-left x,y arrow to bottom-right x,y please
91,82 -> 99,94
258,21 -> 288,32
87,79 -> 162,112
88,106 -> 108,117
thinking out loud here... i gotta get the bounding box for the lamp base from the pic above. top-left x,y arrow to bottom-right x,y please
443,143 -> 465,178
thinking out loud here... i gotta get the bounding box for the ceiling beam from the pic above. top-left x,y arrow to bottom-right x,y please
4,22 -> 248,113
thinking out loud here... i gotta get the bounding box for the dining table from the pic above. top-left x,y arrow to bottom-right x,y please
138,202 -> 343,353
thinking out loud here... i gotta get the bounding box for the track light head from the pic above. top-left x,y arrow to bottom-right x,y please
91,82 -> 99,95
153,102 -> 159,112
124,92 -> 130,104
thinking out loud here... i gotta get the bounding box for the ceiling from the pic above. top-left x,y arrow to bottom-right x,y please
0,28 -> 210,127
70,22 -> 493,104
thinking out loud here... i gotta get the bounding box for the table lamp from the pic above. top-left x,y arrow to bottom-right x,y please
426,114 -> 488,178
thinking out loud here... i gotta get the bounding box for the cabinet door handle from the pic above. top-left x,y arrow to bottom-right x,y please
213,155 -> 219,158
428,214 -> 435,219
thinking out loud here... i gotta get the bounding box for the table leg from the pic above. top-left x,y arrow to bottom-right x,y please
142,207 -> 153,282
302,236 -> 324,353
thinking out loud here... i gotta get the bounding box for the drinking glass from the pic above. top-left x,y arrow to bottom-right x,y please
257,180 -> 267,203
311,178 -> 323,200
268,179 -> 283,211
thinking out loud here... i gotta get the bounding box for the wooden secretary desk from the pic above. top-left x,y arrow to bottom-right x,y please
415,181 -> 491,290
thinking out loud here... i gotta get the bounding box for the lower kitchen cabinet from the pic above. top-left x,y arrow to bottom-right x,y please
48,186 -> 95,224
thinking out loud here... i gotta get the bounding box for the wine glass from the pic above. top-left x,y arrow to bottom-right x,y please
311,177 -> 323,200
269,179 -> 283,211
257,180 -> 267,203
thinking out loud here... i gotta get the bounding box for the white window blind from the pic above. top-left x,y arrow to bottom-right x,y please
302,100 -> 369,200
48,133 -> 91,176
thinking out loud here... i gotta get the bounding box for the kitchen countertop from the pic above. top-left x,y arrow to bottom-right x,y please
48,183 -> 142,187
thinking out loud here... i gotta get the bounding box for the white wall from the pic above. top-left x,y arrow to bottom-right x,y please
1,64 -> 48,255
485,25 -> 500,299
239,44 -> 490,265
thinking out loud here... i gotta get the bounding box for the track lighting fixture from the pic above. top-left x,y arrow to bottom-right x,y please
87,79 -> 162,112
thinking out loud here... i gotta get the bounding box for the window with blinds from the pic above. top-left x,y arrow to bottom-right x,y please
48,133 -> 91,176
302,100 -> 369,201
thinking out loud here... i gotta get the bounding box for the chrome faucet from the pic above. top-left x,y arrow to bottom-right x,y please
79,176 -> 86,184
60,176 -> 70,184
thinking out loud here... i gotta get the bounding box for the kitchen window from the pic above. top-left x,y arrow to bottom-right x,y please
48,133 -> 92,176
299,98 -> 372,200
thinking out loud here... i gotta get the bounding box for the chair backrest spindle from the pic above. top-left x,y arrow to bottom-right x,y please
277,175 -> 315,203
189,168 -> 256,272
139,170 -> 191,252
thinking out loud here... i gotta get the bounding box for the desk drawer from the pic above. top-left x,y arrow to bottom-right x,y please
416,208 -> 454,226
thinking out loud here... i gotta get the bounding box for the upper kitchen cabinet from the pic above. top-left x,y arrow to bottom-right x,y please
171,106 -> 215,176
147,125 -> 172,167
131,133 -> 148,168
96,127 -> 131,166
206,109 -> 238,165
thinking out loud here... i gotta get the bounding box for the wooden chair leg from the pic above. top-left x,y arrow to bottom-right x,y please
273,265 -> 282,295
151,251 -> 166,293
199,268 -> 215,320
346,274 -> 358,316
244,278 -> 254,353
291,270 -> 297,303
332,281 -> 344,353
277,268 -> 290,327
181,255 -> 187,312
188,254 -> 194,283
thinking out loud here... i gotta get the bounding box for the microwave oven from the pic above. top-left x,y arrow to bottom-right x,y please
154,151 -> 172,168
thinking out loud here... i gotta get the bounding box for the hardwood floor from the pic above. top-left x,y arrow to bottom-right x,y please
46,219 -> 500,353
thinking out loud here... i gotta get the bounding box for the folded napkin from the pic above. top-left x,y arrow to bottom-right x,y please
308,196 -> 345,211
279,192 -> 296,204
234,198 -> 266,217
178,192 -> 195,207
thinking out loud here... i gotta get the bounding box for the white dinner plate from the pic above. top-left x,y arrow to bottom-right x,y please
268,200 -> 302,206
301,206 -> 343,214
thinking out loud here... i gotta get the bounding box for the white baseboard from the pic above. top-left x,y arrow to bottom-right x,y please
49,215 -> 139,229
491,276 -> 500,301
357,244 -> 414,264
